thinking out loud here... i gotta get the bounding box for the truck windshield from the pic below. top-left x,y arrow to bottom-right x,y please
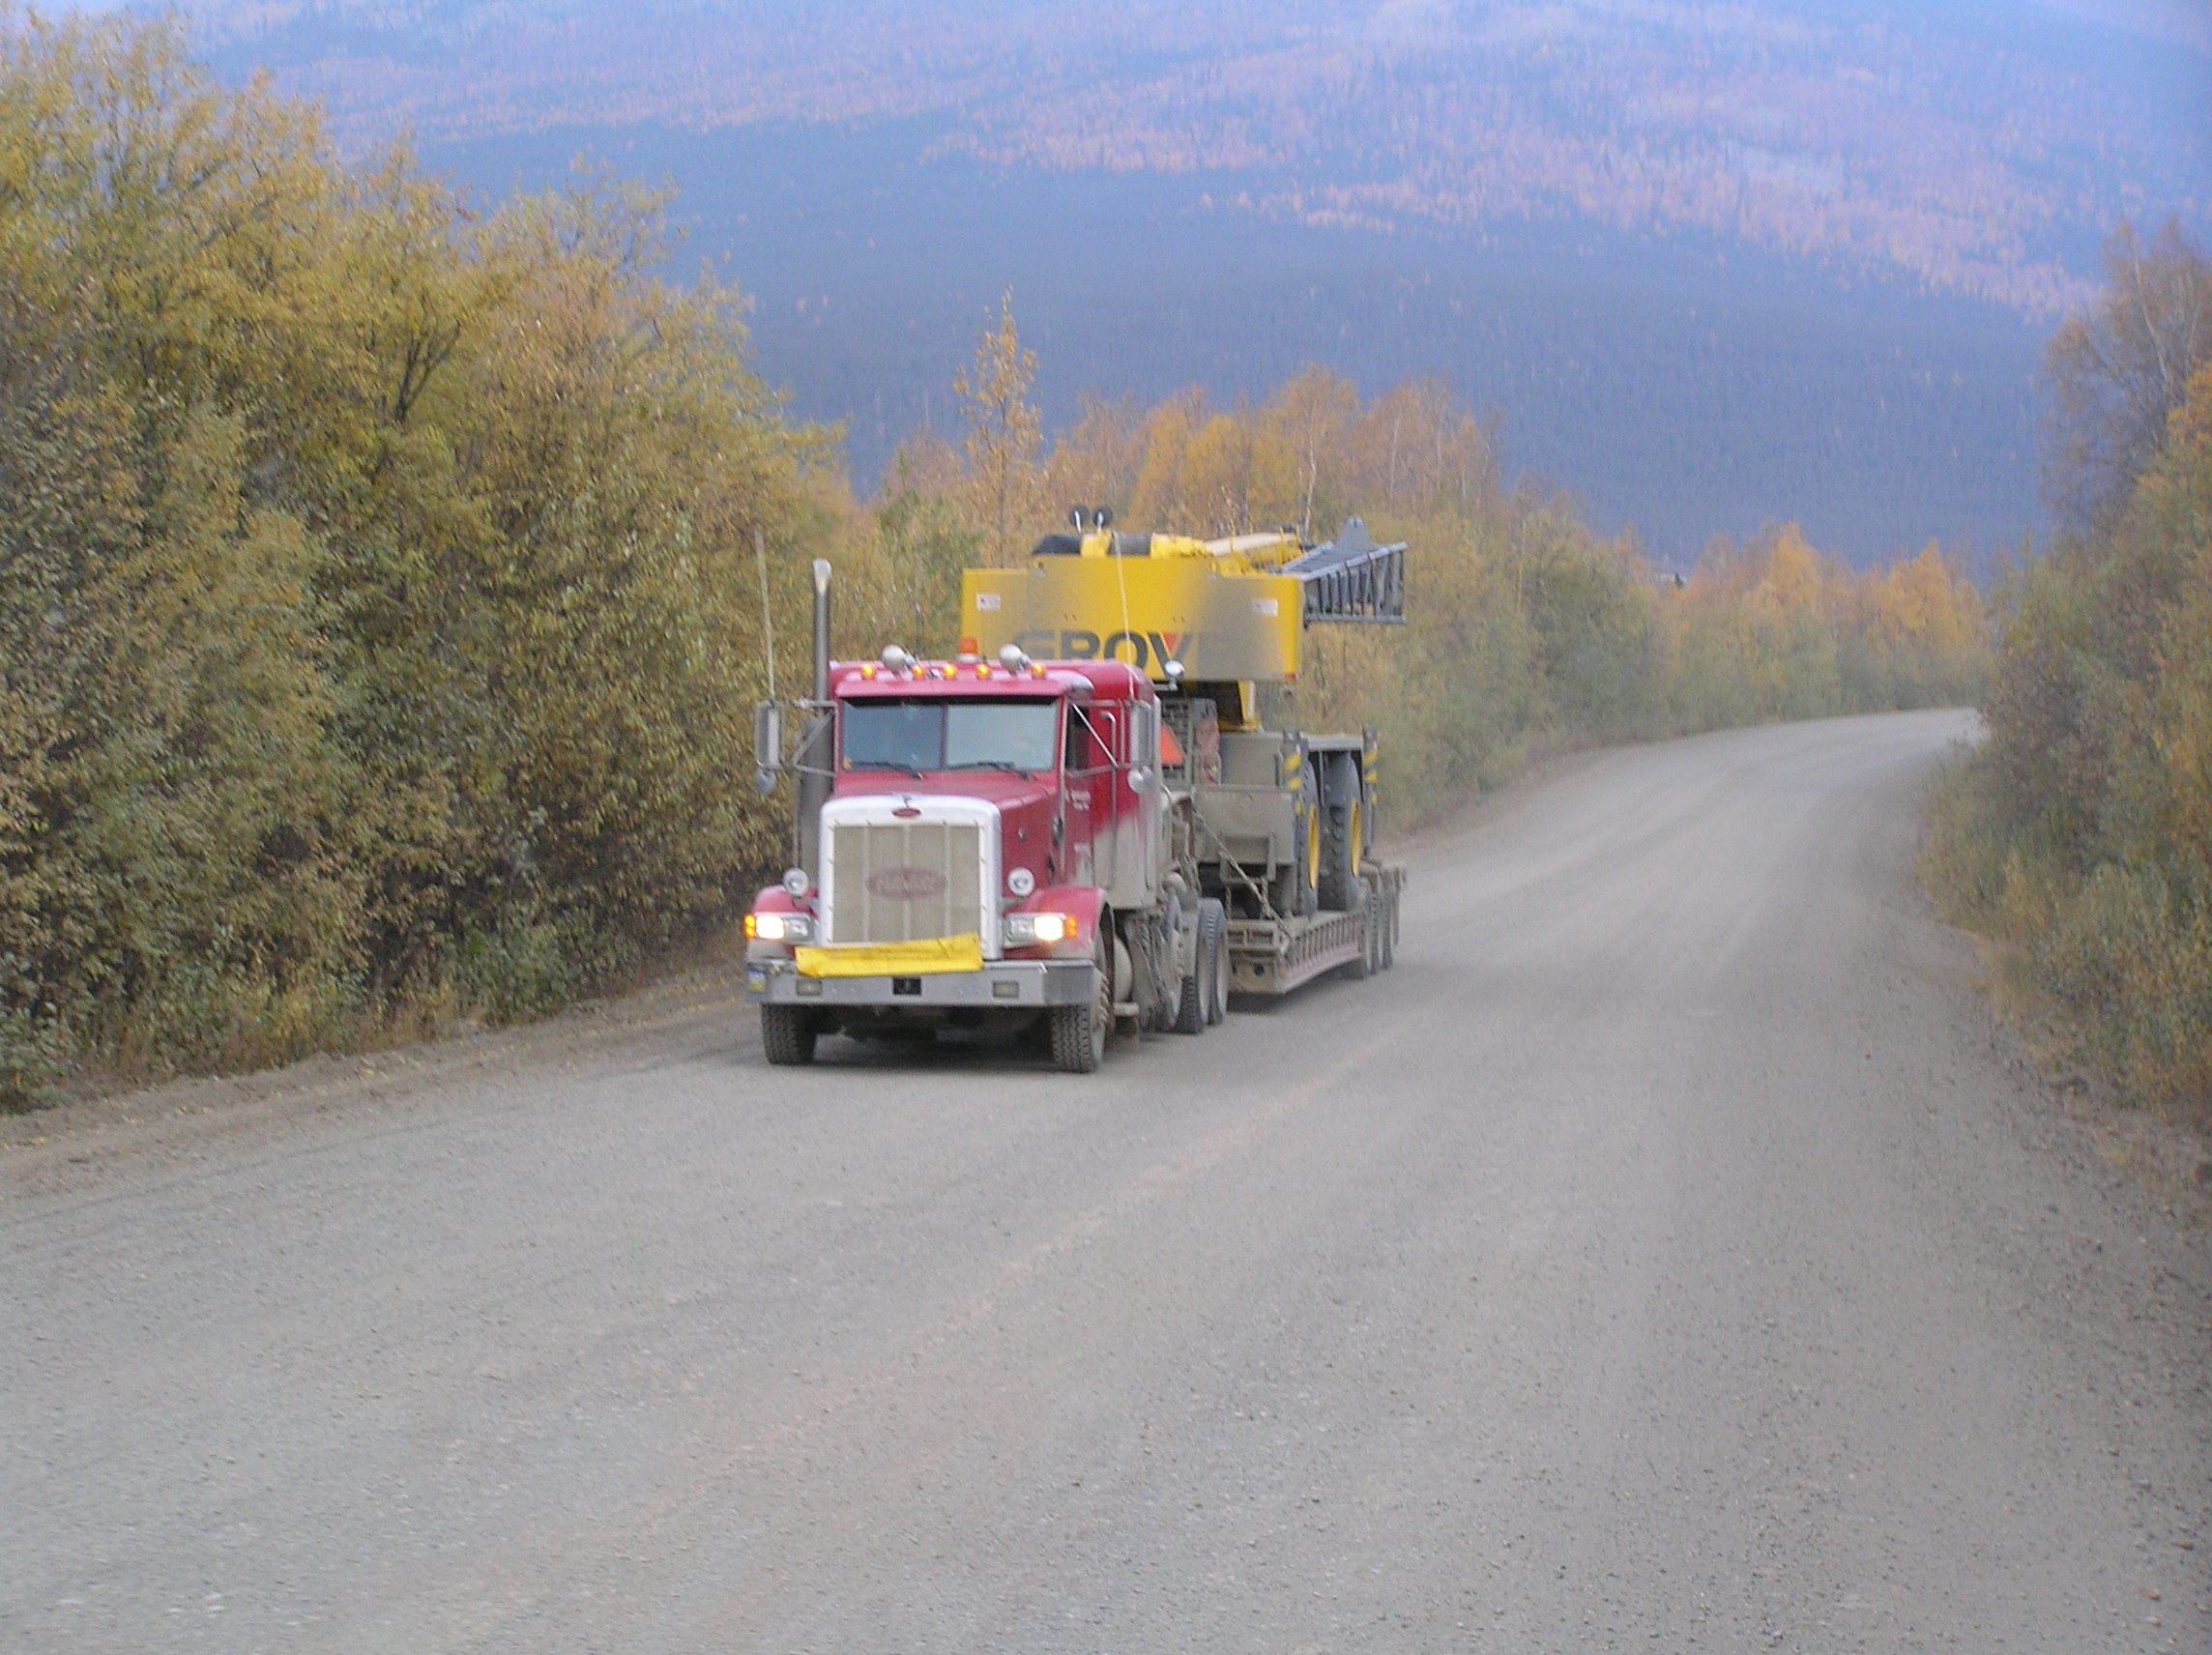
843,699 -> 1060,775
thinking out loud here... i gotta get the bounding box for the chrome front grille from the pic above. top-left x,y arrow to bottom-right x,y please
828,820 -> 987,943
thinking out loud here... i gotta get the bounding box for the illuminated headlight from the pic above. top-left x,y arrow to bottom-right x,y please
746,912 -> 812,943
1004,912 -> 1075,947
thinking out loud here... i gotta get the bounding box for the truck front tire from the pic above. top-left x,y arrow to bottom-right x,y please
1051,937 -> 1113,1073
761,1004 -> 818,1065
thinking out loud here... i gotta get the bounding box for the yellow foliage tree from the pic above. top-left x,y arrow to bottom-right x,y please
0,11 -> 826,1097
1125,389 -> 1205,529
1042,393 -> 1146,522
954,288 -> 1043,566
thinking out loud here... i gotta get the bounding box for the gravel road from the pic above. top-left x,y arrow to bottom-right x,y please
6,710 -> 2208,1653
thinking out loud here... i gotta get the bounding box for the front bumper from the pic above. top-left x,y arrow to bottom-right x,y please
744,957 -> 1094,1008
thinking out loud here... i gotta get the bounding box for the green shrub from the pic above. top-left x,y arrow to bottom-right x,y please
1923,356 -> 2212,1118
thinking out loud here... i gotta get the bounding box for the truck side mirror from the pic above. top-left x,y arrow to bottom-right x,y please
1127,765 -> 1153,793
755,703 -> 783,777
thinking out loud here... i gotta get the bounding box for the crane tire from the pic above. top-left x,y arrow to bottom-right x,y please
1318,753 -> 1362,913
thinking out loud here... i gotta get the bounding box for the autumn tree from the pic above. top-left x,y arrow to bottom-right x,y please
0,11 -> 823,1098
1124,389 -> 1206,529
1927,358 -> 2212,1111
1042,393 -> 1144,523
955,289 -> 1043,565
1353,380 -> 1500,519
2043,218 -> 2212,534
1262,367 -> 1362,537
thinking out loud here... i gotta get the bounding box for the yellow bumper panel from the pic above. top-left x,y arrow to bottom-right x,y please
795,934 -> 985,977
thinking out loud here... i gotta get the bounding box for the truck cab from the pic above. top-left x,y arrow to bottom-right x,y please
744,651 -> 1198,1071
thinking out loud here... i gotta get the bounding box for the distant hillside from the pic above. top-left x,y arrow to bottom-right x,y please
93,0 -> 2211,560
431,120 -> 2042,567
168,0 -> 2211,314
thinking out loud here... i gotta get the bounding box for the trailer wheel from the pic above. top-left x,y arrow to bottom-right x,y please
1051,934 -> 1112,1073
761,1004 -> 818,1065
1343,879 -> 1374,979
1198,898 -> 1229,1024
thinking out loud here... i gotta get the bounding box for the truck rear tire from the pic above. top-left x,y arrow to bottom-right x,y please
1198,898 -> 1228,1024
761,1004 -> 818,1065
1051,937 -> 1112,1073
1172,903 -> 1208,1035
1173,960 -> 1205,1033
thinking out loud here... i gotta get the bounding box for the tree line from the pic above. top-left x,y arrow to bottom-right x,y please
0,13 -> 833,1100
855,291 -> 1989,831
0,13 -> 1988,1105
1925,222 -> 2212,1119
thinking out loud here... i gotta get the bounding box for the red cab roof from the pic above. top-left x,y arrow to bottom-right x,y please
830,659 -> 1153,702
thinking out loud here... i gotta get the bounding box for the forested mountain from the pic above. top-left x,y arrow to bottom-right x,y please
75,1 -> 2212,559
428,118 -> 2048,566
157,0 -> 2209,311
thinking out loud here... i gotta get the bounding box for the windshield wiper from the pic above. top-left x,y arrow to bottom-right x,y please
854,760 -> 928,778
946,759 -> 1033,777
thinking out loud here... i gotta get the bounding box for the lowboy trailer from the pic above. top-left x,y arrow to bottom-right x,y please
743,515 -> 1407,1071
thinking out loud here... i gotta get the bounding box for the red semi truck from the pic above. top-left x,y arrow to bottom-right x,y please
742,519 -> 1406,1071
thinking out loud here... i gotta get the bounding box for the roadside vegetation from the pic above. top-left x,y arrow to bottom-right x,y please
1923,223 -> 2212,1122
0,13 -> 834,1100
0,12 -> 1987,1105
871,320 -> 1989,825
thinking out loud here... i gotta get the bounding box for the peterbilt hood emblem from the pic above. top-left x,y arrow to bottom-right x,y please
865,866 -> 948,901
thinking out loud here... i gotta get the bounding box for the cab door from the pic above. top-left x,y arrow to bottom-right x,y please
1061,703 -> 1099,887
